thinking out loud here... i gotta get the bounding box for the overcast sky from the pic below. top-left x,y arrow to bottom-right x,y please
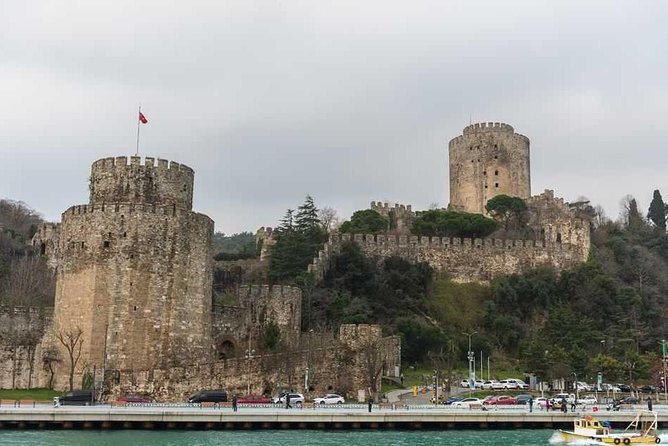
1,1 -> 666,233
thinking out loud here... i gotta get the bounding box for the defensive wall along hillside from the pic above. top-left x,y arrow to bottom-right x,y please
310,232 -> 588,283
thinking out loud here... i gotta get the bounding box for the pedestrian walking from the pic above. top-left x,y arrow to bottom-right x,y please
232,394 -> 238,412
529,396 -> 533,413
647,396 -> 653,411
285,393 -> 292,409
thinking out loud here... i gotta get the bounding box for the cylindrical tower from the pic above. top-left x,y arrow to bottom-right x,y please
52,156 -> 213,387
448,122 -> 530,214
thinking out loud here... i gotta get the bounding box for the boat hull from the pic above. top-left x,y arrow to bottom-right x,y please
558,430 -> 659,444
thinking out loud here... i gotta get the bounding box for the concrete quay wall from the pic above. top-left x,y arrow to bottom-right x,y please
0,406 -> 666,430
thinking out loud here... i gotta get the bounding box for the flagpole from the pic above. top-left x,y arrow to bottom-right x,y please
136,106 -> 141,156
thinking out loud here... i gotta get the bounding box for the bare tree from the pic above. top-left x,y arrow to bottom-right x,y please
318,207 -> 340,234
1,255 -> 55,307
360,339 -> 387,401
57,327 -> 84,391
42,347 -> 61,390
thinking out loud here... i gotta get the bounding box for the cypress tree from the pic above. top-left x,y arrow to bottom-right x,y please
647,189 -> 666,231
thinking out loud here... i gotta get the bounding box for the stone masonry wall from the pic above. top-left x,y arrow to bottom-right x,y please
48,156 -> 214,391
212,285 -> 302,359
449,122 -> 531,215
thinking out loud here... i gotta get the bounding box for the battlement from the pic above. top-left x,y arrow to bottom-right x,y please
330,232 -> 555,250
91,156 -> 194,174
62,202 -> 188,218
370,201 -> 413,213
89,155 -> 195,210
463,122 -> 514,134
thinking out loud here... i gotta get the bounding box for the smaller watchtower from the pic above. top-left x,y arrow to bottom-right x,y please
448,122 -> 531,215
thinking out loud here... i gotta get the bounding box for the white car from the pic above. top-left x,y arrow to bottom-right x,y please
576,381 -> 592,391
533,397 -> 549,409
498,379 -> 518,390
482,380 -> 501,390
460,380 -> 470,388
272,392 -> 305,406
577,395 -> 598,405
505,378 -> 529,389
313,394 -> 345,405
452,397 -> 483,408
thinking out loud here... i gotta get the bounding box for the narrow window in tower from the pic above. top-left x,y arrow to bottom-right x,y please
485,185 -> 488,189
494,155 -> 498,159
469,146 -> 473,150
556,233 -> 562,243
103,241 -> 110,248
134,306 -> 138,311
494,144 -> 498,149
495,183 -> 499,188
123,232 -> 127,238
483,171 -> 487,175
495,170 -> 499,175
81,242 -> 85,249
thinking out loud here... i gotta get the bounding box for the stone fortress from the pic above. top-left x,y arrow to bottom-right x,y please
6,156 -> 399,399
0,122 -> 589,398
309,123 -> 591,283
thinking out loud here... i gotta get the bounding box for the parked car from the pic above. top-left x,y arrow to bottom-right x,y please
116,394 -> 151,404
460,380 -> 470,388
498,379 -> 518,390
314,394 -> 345,405
602,383 -> 621,392
444,397 -> 462,405
236,395 -> 271,404
577,395 -> 598,405
57,390 -> 94,406
638,385 -> 656,394
272,392 -> 305,407
515,394 -> 533,405
483,395 -> 517,405
188,390 -> 228,404
617,383 -> 632,392
505,378 -> 529,389
481,380 -> 497,390
452,397 -> 483,408
533,397 -> 549,409
576,381 -> 592,391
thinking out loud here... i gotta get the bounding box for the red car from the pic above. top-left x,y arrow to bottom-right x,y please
483,395 -> 517,405
236,395 -> 271,404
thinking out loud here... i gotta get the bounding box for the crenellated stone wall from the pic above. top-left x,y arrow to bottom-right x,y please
369,201 -> 414,234
42,156 -> 214,390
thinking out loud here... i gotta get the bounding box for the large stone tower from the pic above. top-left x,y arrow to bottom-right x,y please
448,122 -> 530,214
52,156 -> 214,384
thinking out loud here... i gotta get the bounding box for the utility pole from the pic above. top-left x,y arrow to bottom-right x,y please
662,339 -> 667,403
463,331 -> 477,393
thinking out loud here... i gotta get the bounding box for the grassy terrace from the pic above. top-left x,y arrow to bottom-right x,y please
0,389 -> 60,402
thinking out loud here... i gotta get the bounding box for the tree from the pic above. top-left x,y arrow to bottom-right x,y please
42,348 -> 61,390
359,338 -> 386,401
262,320 -> 281,352
57,327 -> 84,391
318,207 -> 340,234
411,209 -> 497,238
485,195 -> 528,230
339,210 -> 389,234
647,190 -> 666,231
268,196 -> 328,282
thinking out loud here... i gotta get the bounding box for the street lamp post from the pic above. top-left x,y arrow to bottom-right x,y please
573,372 -> 578,405
463,331 -> 477,394
245,331 -> 255,395
662,339 -> 667,403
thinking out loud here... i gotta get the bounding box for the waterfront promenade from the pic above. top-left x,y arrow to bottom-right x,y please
0,403 -> 666,430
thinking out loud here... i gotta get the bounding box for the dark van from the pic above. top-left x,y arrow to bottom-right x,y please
57,390 -> 94,406
188,390 -> 228,404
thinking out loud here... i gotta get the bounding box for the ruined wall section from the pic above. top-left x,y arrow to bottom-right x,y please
449,122 -> 530,214
369,201 -> 414,234
53,203 -> 213,379
31,223 -> 60,269
212,285 -> 301,357
89,156 -> 194,211
526,190 -> 591,263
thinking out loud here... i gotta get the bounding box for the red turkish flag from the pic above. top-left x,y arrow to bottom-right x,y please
138,112 -> 148,124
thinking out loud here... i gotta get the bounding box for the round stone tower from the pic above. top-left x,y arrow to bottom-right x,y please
52,156 -> 214,385
448,122 -> 530,214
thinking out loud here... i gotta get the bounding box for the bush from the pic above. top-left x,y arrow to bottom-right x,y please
411,209 -> 497,238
